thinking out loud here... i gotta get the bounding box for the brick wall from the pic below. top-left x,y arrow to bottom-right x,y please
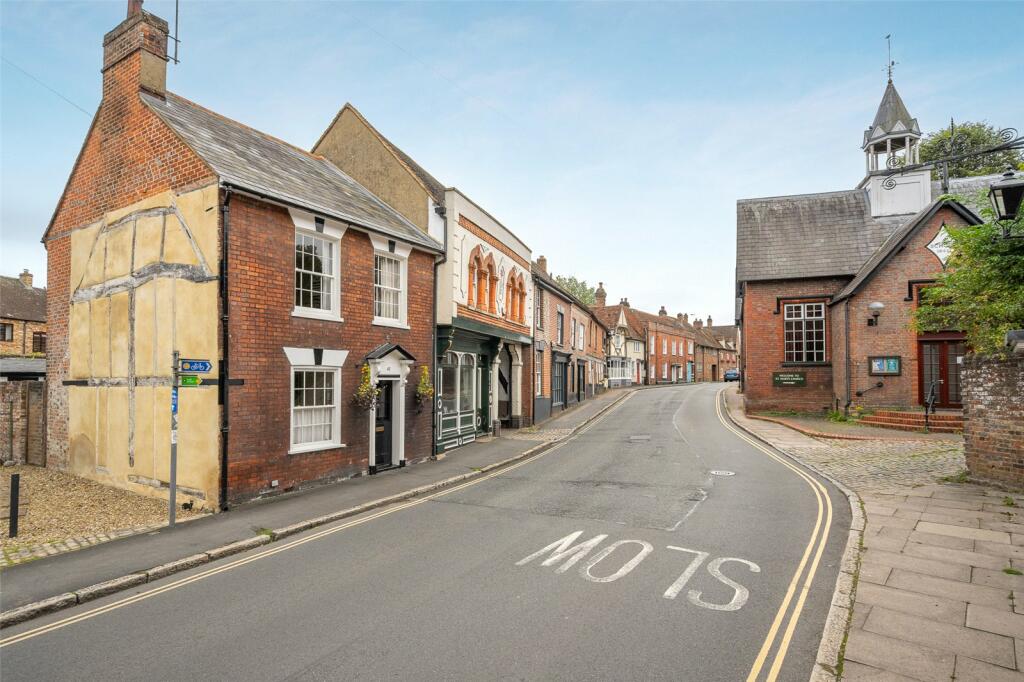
225,196 -> 435,503
642,317 -> 691,384
741,277 -> 848,412
0,381 -> 45,466
841,207 -> 971,408
962,354 -> 1024,488
0,319 -> 46,357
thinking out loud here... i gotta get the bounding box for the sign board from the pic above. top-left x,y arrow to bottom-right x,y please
179,359 -> 212,373
926,226 -> 953,267
772,372 -> 806,387
171,386 -> 178,415
868,356 -> 902,376
180,375 -> 202,387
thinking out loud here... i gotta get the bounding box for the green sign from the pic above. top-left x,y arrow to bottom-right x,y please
179,375 -> 202,387
773,372 -> 806,387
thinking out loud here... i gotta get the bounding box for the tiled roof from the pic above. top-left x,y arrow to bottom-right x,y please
736,189 -> 906,283
141,92 -> 442,253
832,199 -> 981,303
531,264 -> 608,332
592,304 -> 643,339
0,276 -> 46,322
708,325 -> 737,343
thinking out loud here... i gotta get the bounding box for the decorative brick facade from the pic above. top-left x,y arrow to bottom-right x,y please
962,354 -> 1024,488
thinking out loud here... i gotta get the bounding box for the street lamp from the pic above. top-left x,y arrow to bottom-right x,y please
867,301 -> 885,326
989,167 -> 1024,222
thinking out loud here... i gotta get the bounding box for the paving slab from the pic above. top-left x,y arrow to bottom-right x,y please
967,604 -> 1024,639
861,548 -> 971,581
907,529 -> 975,550
973,567 -> 1024,591
915,521 -> 1010,544
855,582 -> 966,625
953,655 -> 1024,682
903,543 -> 1007,570
864,606 -> 1015,668
886,569 -> 1013,609
844,629 -> 955,682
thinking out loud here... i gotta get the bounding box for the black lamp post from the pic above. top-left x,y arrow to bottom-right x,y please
989,167 -> 1024,240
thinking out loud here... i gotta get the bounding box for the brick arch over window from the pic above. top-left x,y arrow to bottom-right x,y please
467,245 -> 497,313
505,268 -> 527,324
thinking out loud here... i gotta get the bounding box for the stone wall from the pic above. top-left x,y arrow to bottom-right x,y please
1,381 -> 46,466
962,354 -> 1024,488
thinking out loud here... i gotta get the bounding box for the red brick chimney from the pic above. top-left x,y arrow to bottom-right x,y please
19,269 -> 33,288
595,282 -> 607,307
707,315 -> 713,328
694,318 -> 703,330
103,0 -> 169,101
620,298 -> 629,308
682,313 -> 689,323
658,306 -> 667,316
536,256 -> 547,274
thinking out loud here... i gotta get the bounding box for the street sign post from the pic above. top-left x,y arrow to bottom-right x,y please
169,355 -> 211,527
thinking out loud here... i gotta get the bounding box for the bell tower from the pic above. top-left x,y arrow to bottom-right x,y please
862,78 -> 921,173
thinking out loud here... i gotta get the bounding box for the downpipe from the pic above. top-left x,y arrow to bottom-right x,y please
218,188 -> 233,511
431,203 -> 448,460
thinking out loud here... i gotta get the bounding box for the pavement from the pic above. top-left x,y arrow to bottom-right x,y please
0,383 -> 849,681
726,385 -> 1024,681
0,386 -> 626,616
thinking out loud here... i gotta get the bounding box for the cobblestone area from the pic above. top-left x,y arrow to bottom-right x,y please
784,439 -> 966,493
503,428 -> 575,442
0,524 -> 165,568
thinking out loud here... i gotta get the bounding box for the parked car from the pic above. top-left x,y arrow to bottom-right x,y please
723,368 -> 740,382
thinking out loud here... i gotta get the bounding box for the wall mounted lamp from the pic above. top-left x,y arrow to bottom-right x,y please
867,301 -> 885,326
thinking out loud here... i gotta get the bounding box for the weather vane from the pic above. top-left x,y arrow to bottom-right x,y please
885,34 -> 897,82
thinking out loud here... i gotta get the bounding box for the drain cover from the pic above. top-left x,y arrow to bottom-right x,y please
710,470 -> 735,477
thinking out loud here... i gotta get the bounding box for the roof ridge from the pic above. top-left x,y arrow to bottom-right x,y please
738,188 -> 866,204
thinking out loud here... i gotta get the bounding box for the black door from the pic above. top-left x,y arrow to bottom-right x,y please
577,363 -> 586,402
375,381 -> 393,469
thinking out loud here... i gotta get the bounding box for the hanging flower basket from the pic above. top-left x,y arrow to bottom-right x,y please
414,365 -> 434,410
352,364 -> 380,412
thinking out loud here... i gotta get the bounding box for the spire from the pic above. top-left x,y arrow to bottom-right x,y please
869,81 -> 917,137
862,77 -> 922,173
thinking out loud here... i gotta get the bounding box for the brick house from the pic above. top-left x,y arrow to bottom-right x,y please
531,257 -> 608,423
0,270 -> 47,380
312,104 -> 535,449
44,3 -> 443,508
736,78 -> 986,413
593,287 -> 646,388
708,320 -> 739,375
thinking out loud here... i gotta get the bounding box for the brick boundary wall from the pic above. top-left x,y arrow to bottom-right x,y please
962,354 -> 1024,488
0,382 -> 46,466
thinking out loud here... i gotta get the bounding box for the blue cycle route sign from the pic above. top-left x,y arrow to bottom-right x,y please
171,386 -> 178,415
179,359 -> 212,373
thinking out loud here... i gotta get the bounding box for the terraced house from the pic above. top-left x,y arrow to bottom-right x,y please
593,286 -> 646,388
0,270 -> 47,380
531,257 -> 607,424
314,104 -> 535,449
44,4 -> 442,509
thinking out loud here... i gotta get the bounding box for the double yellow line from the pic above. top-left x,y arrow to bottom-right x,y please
0,392 -> 632,649
714,388 -> 834,682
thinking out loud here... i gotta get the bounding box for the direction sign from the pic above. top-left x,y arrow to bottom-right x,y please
180,375 -> 202,387
171,386 -> 178,414
179,359 -> 212,373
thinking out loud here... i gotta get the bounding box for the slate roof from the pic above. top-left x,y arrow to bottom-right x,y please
141,92 -> 442,253
365,343 -> 416,361
321,104 -> 447,207
736,189 -> 906,283
708,325 -> 737,344
0,276 -> 46,322
866,80 -> 919,140
0,357 -> 45,375
832,199 -> 981,303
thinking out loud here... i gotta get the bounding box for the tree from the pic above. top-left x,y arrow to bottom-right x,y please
919,121 -> 1024,179
554,275 -> 596,305
914,192 -> 1024,354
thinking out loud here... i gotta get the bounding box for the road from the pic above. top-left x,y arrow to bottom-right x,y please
0,384 -> 848,681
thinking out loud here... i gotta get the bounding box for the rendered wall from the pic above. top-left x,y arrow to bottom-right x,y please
65,184 -> 221,506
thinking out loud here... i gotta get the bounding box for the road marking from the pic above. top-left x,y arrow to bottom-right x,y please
663,545 -> 710,599
713,388 -> 834,682
580,539 -> 653,583
0,393 -> 637,648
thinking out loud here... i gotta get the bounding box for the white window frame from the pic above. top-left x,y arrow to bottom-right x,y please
285,347 -> 348,454
535,350 -> 543,396
290,209 -> 345,322
370,235 -> 411,329
649,334 -> 655,355
662,362 -> 668,380
557,309 -> 565,345
671,341 -> 677,356
662,338 -> 667,354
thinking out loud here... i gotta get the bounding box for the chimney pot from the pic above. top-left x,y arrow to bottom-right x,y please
676,313 -> 683,321
682,313 -> 689,323
658,306 -> 667,316
595,281 -> 607,307
708,315 -> 713,327
694,318 -> 703,329
103,1 -> 169,99
127,0 -> 143,17
536,256 -> 547,274
19,269 -> 33,288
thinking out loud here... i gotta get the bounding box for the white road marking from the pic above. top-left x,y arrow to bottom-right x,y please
515,531 -> 608,574
662,545 -> 710,599
581,540 -> 654,583
690,557 -> 761,612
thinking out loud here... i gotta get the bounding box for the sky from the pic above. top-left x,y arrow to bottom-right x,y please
2,1 -> 1022,324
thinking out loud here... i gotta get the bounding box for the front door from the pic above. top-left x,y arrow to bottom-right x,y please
375,381 -> 393,468
577,362 -> 586,402
919,340 -> 965,407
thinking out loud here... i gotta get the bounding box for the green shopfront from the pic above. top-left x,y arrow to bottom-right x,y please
436,318 -> 532,452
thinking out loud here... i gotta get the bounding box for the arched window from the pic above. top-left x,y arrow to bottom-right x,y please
483,255 -> 497,313
467,247 -> 483,307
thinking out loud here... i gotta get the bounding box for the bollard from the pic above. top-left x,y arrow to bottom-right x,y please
9,472 -> 20,538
